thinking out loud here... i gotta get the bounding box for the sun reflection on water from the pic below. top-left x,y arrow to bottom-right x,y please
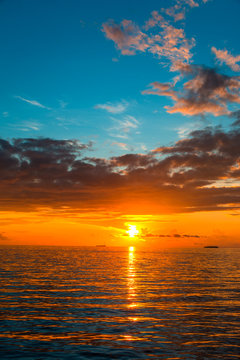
127,245 -> 138,313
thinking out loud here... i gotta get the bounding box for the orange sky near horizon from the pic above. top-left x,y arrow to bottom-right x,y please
1,1 -> 240,249
0,208 -> 239,248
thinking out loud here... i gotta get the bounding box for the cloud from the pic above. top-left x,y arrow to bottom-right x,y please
122,230 -> 202,238
176,120 -> 203,138
181,0 -> 209,7
212,47 -> 240,72
102,10 -> 195,65
102,19 -> 149,55
0,232 -> 9,242
184,0 -> 199,7
119,115 -> 139,131
95,101 -> 128,114
143,232 -> 202,238
163,0 -> 209,22
102,0 -> 209,64
109,115 -> 140,139
231,110 -> 240,127
11,121 -> 41,132
111,153 -> 157,171
59,100 -> 68,109
148,22 -> 195,64
0,126 -> 240,214
111,142 -> 128,150
15,96 -> 50,110
143,65 -> 240,116
165,5 -> 185,22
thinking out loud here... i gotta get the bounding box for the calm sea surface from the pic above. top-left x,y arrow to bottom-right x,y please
0,246 -> 240,359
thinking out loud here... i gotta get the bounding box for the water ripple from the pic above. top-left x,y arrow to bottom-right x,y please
0,246 -> 240,359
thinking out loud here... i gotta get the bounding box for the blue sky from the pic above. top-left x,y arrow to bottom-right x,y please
1,0 -> 240,157
1,0 -> 240,246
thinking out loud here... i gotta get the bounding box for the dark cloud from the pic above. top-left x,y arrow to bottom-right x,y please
123,232 -> 202,238
0,232 -> 9,242
231,110 -> 240,127
0,129 -> 240,213
111,153 -> 157,171
143,64 -> 240,116
144,233 -> 201,238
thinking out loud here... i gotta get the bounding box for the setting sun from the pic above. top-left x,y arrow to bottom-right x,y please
1,1 -> 240,359
127,225 -> 139,238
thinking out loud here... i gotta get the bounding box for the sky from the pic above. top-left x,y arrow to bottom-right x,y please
0,0 -> 240,247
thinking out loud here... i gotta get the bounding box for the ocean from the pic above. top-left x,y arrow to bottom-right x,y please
0,246 -> 240,359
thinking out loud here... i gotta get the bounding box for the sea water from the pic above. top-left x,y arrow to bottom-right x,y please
0,246 -> 240,359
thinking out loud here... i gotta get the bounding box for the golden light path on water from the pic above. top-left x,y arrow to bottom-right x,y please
1,246 -> 240,358
127,246 -> 138,320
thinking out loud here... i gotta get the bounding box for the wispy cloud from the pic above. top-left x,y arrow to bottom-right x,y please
15,96 -> 50,110
95,101 -> 128,114
109,115 -> 140,138
175,120 -> 204,138
212,47 -> 240,72
111,142 -> 128,150
59,100 -> 68,109
10,121 -> 42,132
140,144 -> 147,151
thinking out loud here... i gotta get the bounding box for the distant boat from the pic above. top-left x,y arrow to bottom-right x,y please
96,245 -> 106,248
204,246 -> 219,248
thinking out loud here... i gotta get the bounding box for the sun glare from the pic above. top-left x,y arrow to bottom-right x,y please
129,246 -> 135,252
127,225 -> 139,238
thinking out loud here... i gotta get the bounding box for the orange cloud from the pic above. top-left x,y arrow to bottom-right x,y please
165,5 -> 185,22
184,0 -> 199,7
102,20 -> 149,55
102,10 -> 195,65
143,65 -> 240,116
102,0 -> 210,64
212,47 -> 240,72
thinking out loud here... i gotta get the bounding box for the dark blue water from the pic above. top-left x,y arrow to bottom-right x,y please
0,246 -> 240,359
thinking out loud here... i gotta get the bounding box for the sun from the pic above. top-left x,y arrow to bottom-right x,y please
127,225 -> 139,238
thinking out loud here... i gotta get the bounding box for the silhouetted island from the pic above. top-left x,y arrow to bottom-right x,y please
204,246 -> 219,248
